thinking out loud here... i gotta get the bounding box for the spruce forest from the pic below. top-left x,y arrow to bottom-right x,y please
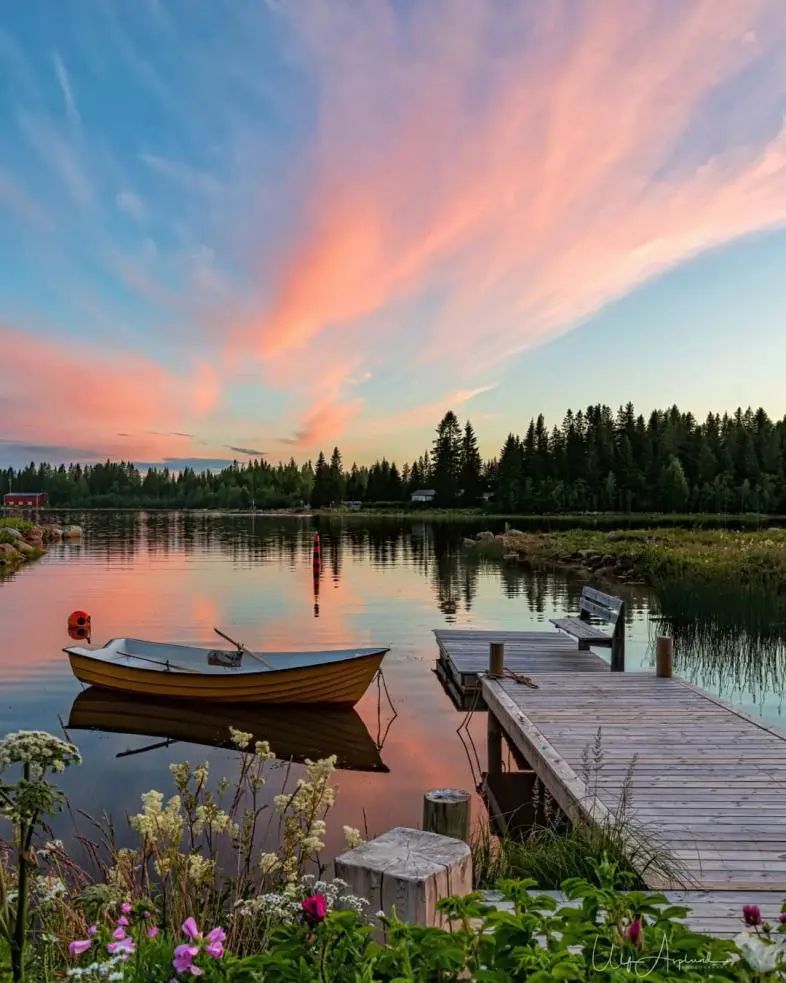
3,404 -> 786,513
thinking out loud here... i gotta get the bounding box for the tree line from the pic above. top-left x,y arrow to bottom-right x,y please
2,403 -> 786,513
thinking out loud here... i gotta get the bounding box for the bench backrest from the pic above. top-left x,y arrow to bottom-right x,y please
579,586 -> 623,627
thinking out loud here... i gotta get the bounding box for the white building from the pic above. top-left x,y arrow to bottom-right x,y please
410,489 -> 436,503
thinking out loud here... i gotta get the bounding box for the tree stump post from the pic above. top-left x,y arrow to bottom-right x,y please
334,827 -> 472,930
423,788 -> 471,843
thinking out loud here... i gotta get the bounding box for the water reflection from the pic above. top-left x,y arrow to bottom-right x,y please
68,688 -> 388,773
653,580 -> 786,708
1,510 -> 785,855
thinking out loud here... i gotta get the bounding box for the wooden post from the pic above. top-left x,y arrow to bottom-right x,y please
610,602 -> 626,672
334,827 -> 472,929
488,641 -> 505,678
656,635 -> 673,678
423,789 -> 471,843
487,713 -> 502,778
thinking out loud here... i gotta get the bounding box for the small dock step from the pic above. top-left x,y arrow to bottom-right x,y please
434,629 -> 608,700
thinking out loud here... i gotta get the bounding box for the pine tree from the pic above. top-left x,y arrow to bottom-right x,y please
459,420 -> 483,505
310,452 -> 330,508
432,411 -> 462,505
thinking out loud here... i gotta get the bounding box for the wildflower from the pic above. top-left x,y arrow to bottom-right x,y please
204,928 -> 226,959
626,916 -> 644,948
734,933 -> 785,973
88,925 -> 97,936
112,927 -> 126,941
120,902 -> 132,914
117,916 -> 129,927
173,943 -> 201,975
68,939 -> 92,956
147,925 -> 159,939
255,739 -> 275,761
107,937 -> 136,959
229,727 -> 252,749
743,904 -> 763,926
343,825 -> 365,849
183,917 -> 200,940
187,853 -> 215,885
302,894 -> 328,924
780,913 -> 786,925
0,730 -> 81,777
258,852 -> 280,874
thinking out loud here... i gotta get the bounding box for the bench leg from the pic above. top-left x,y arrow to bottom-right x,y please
577,640 -> 591,650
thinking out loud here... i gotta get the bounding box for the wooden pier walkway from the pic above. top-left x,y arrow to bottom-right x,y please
435,629 -> 607,704
482,671 -> 786,903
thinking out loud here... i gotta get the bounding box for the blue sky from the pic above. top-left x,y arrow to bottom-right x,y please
2,1 -> 786,468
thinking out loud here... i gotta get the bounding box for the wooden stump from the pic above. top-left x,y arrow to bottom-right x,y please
656,636 -> 673,678
423,788 -> 471,842
334,827 -> 472,929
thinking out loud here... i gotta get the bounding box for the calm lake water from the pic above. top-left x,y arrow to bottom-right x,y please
1,512 -> 784,858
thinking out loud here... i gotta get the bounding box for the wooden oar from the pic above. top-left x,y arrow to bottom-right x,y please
213,628 -> 272,669
116,650 -> 202,674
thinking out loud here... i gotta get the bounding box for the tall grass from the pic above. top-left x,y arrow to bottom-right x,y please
474,736 -> 688,891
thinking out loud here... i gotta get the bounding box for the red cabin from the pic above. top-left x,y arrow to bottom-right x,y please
3,492 -> 48,509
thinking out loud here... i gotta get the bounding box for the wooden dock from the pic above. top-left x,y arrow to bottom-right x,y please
435,629 -> 607,707
482,671 -> 786,905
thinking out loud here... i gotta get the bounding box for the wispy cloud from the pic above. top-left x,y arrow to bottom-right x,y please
139,152 -> 222,196
242,0 -> 786,380
116,189 -> 145,221
18,112 -> 92,205
52,52 -> 80,124
226,445 -> 265,456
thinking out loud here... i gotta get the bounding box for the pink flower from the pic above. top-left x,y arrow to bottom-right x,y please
779,913 -> 786,925
87,925 -> 97,937
743,905 -> 763,926
626,916 -> 644,948
68,939 -> 92,957
147,925 -> 159,939
107,937 -> 136,959
112,926 -> 127,940
182,917 -> 200,940
173,943 -> 202,976
206,927 -> 226,946
117,916 -> 129,927
120,902 -> 132,915
301,893 -> 328,924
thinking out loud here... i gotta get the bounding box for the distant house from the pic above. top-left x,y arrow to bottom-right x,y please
410,489 -> 436,503
3,491 -> 48,509
342,500 -> 363,510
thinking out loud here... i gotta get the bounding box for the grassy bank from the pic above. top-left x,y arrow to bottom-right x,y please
480,526 -> 786,585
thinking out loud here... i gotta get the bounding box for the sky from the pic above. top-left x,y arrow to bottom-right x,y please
2,0 -> 786,470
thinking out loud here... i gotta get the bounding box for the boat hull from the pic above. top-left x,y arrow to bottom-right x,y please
67,649 -> 385,706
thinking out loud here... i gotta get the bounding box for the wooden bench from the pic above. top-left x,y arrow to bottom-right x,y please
550,586 -> 625,671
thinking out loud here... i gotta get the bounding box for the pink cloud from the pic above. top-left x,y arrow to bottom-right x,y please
242,0 -> 786,385
0,325 -> 219,461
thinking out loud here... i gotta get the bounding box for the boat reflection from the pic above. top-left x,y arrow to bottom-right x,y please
68,687 -> 389,773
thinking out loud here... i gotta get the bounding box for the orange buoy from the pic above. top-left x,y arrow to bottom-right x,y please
68,610 -> 91,630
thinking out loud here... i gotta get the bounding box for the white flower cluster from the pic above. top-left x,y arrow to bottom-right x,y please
35,874 -> 67,904
128,790 -> 183,844
65,953 -> 126,981
0,731 -> 81,775
734,933 -> 786,974
235,875 -> 368,922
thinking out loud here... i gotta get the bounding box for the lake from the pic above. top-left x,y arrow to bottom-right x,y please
1,511 -> 784,859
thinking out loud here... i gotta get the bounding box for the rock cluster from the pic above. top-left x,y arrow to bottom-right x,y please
0,522 -> 82,567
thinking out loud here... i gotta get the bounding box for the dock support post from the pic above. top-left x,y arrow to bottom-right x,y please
488,641 -> 505,678
610,602 -> 626,672
656,636 -> 673,677
423,789 -> 471,843
487,713 -> 502,778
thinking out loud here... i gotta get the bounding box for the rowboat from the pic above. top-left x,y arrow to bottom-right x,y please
63,637 -> 388,705
68,688 -> 388,772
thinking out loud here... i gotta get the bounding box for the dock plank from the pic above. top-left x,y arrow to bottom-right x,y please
481,672 -> 786,899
